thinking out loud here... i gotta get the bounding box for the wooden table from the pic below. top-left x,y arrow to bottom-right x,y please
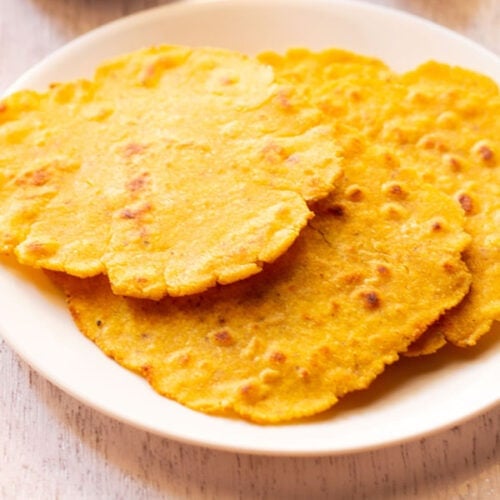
1,1 -> 499,498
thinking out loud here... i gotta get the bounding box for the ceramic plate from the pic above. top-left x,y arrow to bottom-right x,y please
1,0 -> 499,455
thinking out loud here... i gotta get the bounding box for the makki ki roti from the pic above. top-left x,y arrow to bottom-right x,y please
259,48 -> 500,348
0,45 -> 342,300
384,63 -> 500,350
258,48 -> 395,128
49,137 -> 471,423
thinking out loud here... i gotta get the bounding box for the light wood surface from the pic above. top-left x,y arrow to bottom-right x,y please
1,1 -> 499,498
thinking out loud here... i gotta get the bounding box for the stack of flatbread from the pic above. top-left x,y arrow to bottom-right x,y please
0,45 -> 497,423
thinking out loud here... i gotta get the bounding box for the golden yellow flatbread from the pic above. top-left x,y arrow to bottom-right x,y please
258,48 -> 395,134
260,49 -> 500,348
0,45 -> 341,299
381,63 -> 500,348
50,137 -> 471,423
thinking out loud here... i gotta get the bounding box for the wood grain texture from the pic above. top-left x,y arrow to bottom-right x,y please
1,1 -> 499,498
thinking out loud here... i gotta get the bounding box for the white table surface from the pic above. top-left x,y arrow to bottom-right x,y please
1,0 -> 499,498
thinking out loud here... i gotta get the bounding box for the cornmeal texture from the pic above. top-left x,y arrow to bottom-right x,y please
260,49 -> 500,347
0,45 -> 341,299
50,139 -> 471,423
383,63 -> 500,347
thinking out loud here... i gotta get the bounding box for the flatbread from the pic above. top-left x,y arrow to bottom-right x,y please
381,63 -> 500,347
258,48 -> 395,134
0,45 -> 341,299
260,49 -> 500,348
50,137 -> 471,423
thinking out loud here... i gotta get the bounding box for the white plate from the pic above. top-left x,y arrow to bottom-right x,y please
1,0 -> 499,456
